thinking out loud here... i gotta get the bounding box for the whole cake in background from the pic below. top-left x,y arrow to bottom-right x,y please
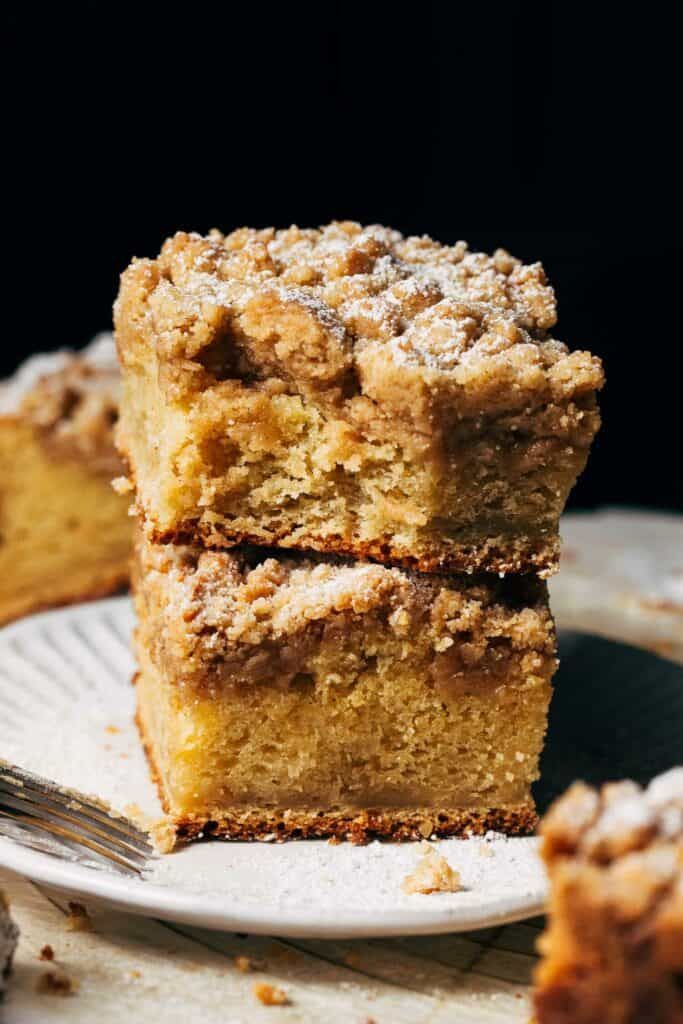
115,221 -> 603,846
535,769 -> 683,1024
0,889 -> 18,997
0,334 -> 131,626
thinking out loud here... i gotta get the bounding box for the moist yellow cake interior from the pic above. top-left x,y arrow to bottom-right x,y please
137,636 -> 552,822
120,345 -> 596,574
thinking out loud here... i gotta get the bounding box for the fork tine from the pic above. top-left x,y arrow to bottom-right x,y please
0,760 -> 153,855
0,790 -> 148,866
0,817 -> 138,876
0,806 -> 145,874
0,780 -> 152,859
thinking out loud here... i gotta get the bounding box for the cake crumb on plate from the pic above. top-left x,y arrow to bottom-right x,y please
402,843 -> 462,894
65,902 -> 92,932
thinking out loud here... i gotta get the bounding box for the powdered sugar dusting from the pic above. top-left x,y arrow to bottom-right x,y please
143,830 -> 542,914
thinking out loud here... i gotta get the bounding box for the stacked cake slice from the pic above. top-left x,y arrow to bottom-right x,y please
115,222 -> 604,843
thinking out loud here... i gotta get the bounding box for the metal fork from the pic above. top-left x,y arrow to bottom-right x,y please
0,760 -> 154,876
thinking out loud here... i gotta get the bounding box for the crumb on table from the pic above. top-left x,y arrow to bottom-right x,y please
253,982 -> 289,1006
36,969 -> 80,996
65,902 -> 92,932
38,944 -> 55,961
235,954 -> 265,973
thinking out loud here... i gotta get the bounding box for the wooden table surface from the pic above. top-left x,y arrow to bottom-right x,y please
2,510 -> 682,1022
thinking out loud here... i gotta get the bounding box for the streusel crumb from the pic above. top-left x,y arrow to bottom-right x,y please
65,902 -> 92,932
36,969 -> 80,996
253,982 -> 289,1006
402,844 -> 462,894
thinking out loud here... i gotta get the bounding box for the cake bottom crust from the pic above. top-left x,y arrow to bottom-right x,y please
0,567 -> 128,627
154,519 -> 558,579
137,708 -> 539,846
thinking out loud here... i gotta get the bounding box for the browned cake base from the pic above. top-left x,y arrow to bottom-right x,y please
137,706 -> 537,843
1,568 -> 129,628
155,514 -> 558,578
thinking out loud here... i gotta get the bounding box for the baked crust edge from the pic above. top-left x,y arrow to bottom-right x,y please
135,699 -> 539,847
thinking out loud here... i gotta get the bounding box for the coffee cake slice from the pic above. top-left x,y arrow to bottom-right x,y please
0,335 -> 132,625
0,889 -> 18,997
535,770 -> 683,1024
133,528 -> 557,844
115,222 -> 603,576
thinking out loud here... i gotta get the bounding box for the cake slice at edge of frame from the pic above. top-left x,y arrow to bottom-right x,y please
0,888 -> 19,997
0,334 -> 132,626
115,222 -> 603,577
133,526 -> 557,845
534,769 -> 683,1024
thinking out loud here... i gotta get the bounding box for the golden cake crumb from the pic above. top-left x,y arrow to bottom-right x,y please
148,817 -> 177,854
253,982 -> 289,1006
402,844 -> 462,894
38,944 -> 55,961
36,969 -> 80,996
234,955 -> 265,973
112,474 -> 135,495
65,902 -> 92,932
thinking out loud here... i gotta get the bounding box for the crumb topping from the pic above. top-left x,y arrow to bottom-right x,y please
117,222 -> 603,415
542,768 -> 683,865
19,358 -> 121,475
1,334 -> 122,474
140,538 -> 553,660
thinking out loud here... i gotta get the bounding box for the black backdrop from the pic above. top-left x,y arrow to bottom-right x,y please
3,3 -> 680,511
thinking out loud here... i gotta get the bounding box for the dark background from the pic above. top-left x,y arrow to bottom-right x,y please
3,3 -> 679,511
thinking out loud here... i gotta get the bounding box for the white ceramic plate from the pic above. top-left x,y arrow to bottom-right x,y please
0,597 -> 547,937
